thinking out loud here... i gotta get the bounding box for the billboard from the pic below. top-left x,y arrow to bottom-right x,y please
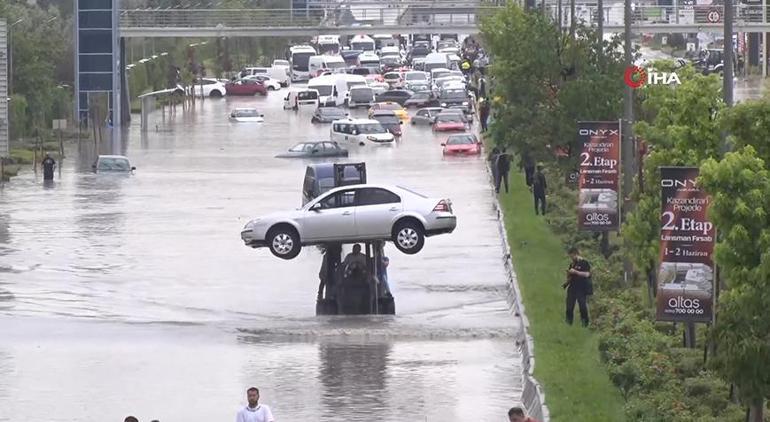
577,121 -> 621,231
656,167 -> 715,322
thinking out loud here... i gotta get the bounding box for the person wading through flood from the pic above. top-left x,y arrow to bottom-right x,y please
532,164 -> 547,215
236,387 -> 275,422
42,153 -> 56,181
562,246 -> 592,326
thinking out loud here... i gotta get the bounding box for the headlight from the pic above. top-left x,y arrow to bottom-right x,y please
441,102 -> 447,107
462,101 -> 468,105
367,136 -> 377,141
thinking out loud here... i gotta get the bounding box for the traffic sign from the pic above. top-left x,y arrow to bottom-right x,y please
707,9 -> 721,23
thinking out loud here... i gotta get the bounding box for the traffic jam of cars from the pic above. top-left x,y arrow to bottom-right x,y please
237,33 -> 486,259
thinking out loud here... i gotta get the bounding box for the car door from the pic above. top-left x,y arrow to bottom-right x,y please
301,189 -> 358,241
354,188 -> 402,238
320,142 -> 337,157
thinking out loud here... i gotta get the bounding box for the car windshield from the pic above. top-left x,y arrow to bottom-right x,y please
359,123 -> 388,134
327,61 -> 346,69
273,60 -> 289,66
234,109 -> 259,117
381,57 -> 399,65
436,114 -> 462,123
312,85 -> 333,96
433,71 -> 450,79
289,143 -> 310,152
440,90 -> 466,100
447,135 -> 475,145
384,73 -> 399,80
319,108 -> 345,117
374,115 -> 399,124
377,103 -> 401,110
406,72 -> 427,81
97,157 -> 130,171
350,88 -> 373,101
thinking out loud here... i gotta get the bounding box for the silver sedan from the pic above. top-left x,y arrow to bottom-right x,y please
241,184 -> 457,259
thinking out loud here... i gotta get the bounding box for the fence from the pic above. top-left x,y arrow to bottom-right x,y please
490,170 -> 551,421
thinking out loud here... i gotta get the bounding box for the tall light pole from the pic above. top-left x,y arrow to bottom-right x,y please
723,0 -> 734,108
8,18 -> 23,98
622,0 -> 635,286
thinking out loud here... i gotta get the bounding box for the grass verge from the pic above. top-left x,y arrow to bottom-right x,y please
498,170 -> 626,421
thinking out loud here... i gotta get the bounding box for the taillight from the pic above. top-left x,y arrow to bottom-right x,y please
433,199 -> 451,213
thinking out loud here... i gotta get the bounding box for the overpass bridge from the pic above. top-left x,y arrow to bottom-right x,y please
118,3 -> 770,37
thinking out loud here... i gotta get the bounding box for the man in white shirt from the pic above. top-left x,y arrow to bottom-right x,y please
236,387 -> 275,422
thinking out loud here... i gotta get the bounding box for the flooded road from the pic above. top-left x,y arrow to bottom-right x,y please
0,91 -> 522,421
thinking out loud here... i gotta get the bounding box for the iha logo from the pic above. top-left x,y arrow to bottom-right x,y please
624,66 -> 681,89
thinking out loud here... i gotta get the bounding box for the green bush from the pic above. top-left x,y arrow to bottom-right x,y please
530,163 -> 744,421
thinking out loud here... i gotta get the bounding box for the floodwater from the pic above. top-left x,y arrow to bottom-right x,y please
0,91 -> 522,421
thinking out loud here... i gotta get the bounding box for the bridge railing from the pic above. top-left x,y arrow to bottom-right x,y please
120,6 -> 502,29
548,3 -> 766,29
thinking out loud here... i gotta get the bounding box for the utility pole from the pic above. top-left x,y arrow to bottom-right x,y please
622,0 -> 635,285
723,0 -> 734,107
598,0 -> 604,65
570,0 -> 576,37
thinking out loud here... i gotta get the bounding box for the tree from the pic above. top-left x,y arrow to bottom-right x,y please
698,146 -> 770,422
480,4 -> 624,170
623,68 -> 724,296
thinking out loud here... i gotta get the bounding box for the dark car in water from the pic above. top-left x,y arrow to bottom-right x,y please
375,89 -> 414,106
311,107 -> 348,123
275,141 -> 349,158
404,91 -> 435,108
370,110 -> 403,137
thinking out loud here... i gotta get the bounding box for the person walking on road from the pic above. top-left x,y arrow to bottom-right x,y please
562,246 -> 592,327
508,406 -> 539,422
42,153 -> 56,181
236,387 -> 275,422
495,147 -> 511,194
533,164 -> 547,215
479,98 -> 490,132
488,146 -> 500,187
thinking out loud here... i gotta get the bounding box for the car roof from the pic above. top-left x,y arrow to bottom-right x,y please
98,155 -> 129,159
332,118 -> 381,124
320,183 -> 423,196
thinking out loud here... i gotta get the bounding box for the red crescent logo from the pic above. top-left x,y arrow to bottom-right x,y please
624,66 -> 647,89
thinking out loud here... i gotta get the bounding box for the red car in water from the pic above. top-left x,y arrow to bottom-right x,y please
432,113 -> 468,132
226,79 -> 267,96
442,133 -> 481,155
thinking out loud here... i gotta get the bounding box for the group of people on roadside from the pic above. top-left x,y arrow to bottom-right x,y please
486,144 -> 594,327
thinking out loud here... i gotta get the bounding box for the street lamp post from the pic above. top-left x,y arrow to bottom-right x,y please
8,18 -> 23,98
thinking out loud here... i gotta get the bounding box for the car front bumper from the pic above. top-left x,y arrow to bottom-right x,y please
241,228 -> 267,248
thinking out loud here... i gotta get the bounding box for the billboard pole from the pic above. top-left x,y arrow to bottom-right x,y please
623,0 -> 636,286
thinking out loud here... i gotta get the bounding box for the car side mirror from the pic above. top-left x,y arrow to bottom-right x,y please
131,166 -> 136,171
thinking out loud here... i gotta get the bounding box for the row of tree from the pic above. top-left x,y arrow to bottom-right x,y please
481,3 -> 768,420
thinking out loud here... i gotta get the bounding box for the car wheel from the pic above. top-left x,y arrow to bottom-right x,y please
266,225 -> 301,259
392,219 -> 425,255
210,90 -> 223,98
268,86 -> 276,90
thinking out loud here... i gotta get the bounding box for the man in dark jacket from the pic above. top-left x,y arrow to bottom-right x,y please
562,246 -> 591,326
532,164 -> 547,215
479,99 -> 490,132
41,153 -> 56,181
495,148 -> 511,194
522,150 -> 535,189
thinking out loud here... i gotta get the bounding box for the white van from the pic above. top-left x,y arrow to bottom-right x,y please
308,75 -> 339,106
424,52 -> 452,73
308,55 -> 347,78
283,88 -> 320,110
358,52 -> 381,69
241,66 -> 291,87
347,86 -> 375,108
350,35 -> 375,52
330,118 -> 394,144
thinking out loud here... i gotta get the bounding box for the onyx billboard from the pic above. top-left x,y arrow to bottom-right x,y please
577,121 -> 621,231
656,167 -> 715,322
